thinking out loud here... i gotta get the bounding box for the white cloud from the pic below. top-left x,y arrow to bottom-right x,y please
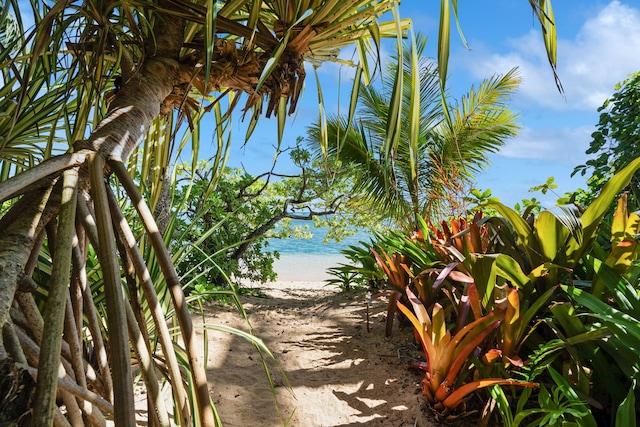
467,1 -> 640,111
498,125 -> 593,166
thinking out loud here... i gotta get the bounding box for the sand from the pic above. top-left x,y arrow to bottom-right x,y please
271,253 -> 348,281
195,278 -> 476,427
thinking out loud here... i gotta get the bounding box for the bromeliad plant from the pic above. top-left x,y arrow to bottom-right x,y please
370,217 -> 440,336
372,158 -> 640,423
396,286 -> 537,417
484,156 -> 640,299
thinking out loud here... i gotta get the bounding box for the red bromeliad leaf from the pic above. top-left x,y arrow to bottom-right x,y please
432,262 -> 455,290
481,349 -> 502,368
395,295 -> 436,371
409,361 -> 429,371
405,287 -> 431,327
434,318 -> 502,402
396,288 -> 441,373
386,290 -> 402,337
468,282 -> 483,320
501,287 -> 521,360
431,302 -> 447,347
371,248 -> 409,290
441,310 -> 502,368
506,355 -> 524,367
450,219 -> 464,250
439,379 -> 538,413
423,375 -> 435,401
468,221 -> 483,253
448,270 -> 474,283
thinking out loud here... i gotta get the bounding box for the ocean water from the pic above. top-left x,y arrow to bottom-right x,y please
266,220 -> 372,282
267,224 -> 369,255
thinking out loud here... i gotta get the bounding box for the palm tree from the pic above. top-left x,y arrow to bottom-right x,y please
307,33 -> 521,231
0,1 -> 559,426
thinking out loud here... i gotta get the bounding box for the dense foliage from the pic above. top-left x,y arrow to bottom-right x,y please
0,0 -> 566,424
343,154 -> 640,425
573,72 -> 640,207
0,0 -> 414,424
173,166 -> 280,288
171,142 -> 378,292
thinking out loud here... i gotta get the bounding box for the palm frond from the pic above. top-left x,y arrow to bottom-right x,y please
440,67 -> 522,177
307,33 -> 521,226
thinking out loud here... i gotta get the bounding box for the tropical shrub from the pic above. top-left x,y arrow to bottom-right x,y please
573,72 -> 640,209
171,140 -> 368,294
306,34 -> 522,231
368,158 -> 640,424
396,286 -> 537,418
171,165 -> 281,288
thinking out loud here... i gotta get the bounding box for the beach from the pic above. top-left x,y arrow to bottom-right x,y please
271,253 -> 347,282
197,279 -> 426,426
193,256 -> 479,427
123,252 -> 480,426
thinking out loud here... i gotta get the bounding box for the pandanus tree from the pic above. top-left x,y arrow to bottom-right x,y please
0,0 -> 559,426
0,0 -> 410,425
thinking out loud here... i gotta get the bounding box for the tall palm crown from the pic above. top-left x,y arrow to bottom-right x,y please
308,34 -> 521,230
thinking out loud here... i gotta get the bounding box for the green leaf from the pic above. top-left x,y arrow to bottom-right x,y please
339,64 -> 363,155
616,382 -> 637,427
383,3 -> 404,157
467,254 -> 497,308
255,31 -> 291,95
547,366 -> 598,427
204,1 -> 217,88
451,0 -> 468,49
495,253 -> 530,288
563,285 -> 640,351
437,0 -> 450,93
579,156 -> 640,255
489,202 -> 540,263
587,256 -> 640,312
407,27 -> 420,181
534,211 -> 565,261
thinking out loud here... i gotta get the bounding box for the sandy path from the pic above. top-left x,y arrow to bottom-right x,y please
196,280 -> 449,427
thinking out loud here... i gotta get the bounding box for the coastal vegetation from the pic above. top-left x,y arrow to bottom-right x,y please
306,34 -> 521,230
350,159 -> 640,424
3,0 -> 639,427
170,146 -> 357,292
0,0 -> 412,424
325,69 -> 640,425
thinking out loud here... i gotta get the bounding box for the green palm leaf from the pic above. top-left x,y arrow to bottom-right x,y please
307,33 -> 520,229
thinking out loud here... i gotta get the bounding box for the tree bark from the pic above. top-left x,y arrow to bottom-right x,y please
0,4 -> 202,425
0,183 -> 58,356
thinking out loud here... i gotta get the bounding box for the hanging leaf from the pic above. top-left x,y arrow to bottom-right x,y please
203,1 -> 218,88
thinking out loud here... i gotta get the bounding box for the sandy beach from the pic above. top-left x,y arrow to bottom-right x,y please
194,261 -> 480,427
198,280 -> 423,426
271,253 -> 348,281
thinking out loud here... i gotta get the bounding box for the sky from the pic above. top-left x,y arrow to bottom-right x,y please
215,1 -> 640,209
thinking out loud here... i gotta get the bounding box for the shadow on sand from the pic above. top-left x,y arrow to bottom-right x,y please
196,284 -> 478,427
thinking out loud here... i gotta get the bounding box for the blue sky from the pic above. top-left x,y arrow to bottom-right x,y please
215,1 -> 640,208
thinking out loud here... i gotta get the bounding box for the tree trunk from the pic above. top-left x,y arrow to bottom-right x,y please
0,5 -> 218,425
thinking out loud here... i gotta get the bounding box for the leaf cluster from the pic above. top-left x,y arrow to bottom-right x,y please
170,148 -> 374,291
573,72 -> 640,207
359,157 -> 640,424
306,33 -> 521,231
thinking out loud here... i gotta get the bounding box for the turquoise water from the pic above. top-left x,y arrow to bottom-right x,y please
265,220 -> 374,281
267,220 -> 371,256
